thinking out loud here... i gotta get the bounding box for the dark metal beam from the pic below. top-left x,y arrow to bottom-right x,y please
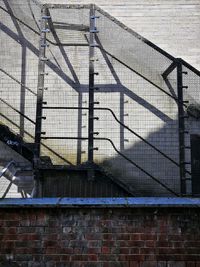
34,7 -> 48,160
52,22 -> 89,32
88,4 -> 96,163
162,61 -> 177,79
177,59 -> 186,195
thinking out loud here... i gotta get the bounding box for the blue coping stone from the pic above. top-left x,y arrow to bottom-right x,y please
0,197 -> 200,207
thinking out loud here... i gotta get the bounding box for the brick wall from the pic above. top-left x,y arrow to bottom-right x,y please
0,207 -> 200,266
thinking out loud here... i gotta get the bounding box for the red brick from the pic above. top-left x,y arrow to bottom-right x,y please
119,255 -> 145,261
103,234 -> 113,240
130,234 -> 141,241
140,262 -> 157,267
129,262 -> 139,267
102,241 -> 115,247
116,234 -> 130,240
101,247 -> 110,254
186,262 -> 196,267
140,234 -> 157,241
60,248 -> 73,254
146,241 -> 156,247
71,255 -> 96,261
88,255 -> 98,261
17,233 -> 39,241
3,234 -> 17,241
102,263 -> 129,267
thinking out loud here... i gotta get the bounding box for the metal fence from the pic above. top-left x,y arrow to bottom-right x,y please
0,1 -> 200,198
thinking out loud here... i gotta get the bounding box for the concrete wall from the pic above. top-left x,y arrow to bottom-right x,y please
0,205 -> 200,266
0,0 -> 200,196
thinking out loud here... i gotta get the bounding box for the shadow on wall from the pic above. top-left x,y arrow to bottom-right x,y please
0,0 -> 192,197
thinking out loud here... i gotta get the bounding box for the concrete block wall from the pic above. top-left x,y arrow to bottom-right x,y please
0,206 -> 200,266
0,0 -> 200,196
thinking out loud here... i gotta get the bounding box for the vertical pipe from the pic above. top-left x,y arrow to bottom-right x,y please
34,7 -> 48,161
120,92 -> 125,152
88,4 -> 95,163
34,7 -> 49,197
177,59 -> 186,195
19,46 -> 26,138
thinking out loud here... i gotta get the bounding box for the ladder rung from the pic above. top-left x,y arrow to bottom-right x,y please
181,146 -> 191,149
40,72 -> 48,75
39,87 -> 48,91
40,57 -> 48,61
90,117 -> 99,120
36,131 -> 46,135
90,57 -> 99,62
179,130 -> 189,134
41,29 -> 50,33
90,16 -> 100,19
180,115 -> 189,119
90,132 -> 99,135
90,43 -> 99,47
37,116 -> 46,120
41,43 -> 49,47
90,29 -> 99,33
183,178 -> 192,181
89,147 -> 98,151
42,16 -> 51,19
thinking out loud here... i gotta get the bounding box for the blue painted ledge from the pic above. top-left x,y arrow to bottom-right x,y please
0,197 -> 200,208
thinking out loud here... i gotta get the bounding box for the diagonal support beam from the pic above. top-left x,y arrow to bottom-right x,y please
162,61 -> 177,79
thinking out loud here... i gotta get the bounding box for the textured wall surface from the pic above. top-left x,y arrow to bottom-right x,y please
0,207 -> 200,266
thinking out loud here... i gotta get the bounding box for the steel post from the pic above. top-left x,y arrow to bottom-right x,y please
34,7 -> 49,161
177,59 -> 186,195
88,4 -> 96,163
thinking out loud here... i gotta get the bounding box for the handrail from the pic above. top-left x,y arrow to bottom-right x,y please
43,106 -> 191,175
94,5 -> 175,62
102,49 -> 187,106
83,35 -> 180,106
0,161 -> 16,179
180,59 -> 200,77
41,136 -> 179,196
94,137 -> 179,197
94,107 -> 190,173
0,161 -> 17,199
0,68 -> 37,96
0,98 -> 35,125
0,113 -> 73,165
